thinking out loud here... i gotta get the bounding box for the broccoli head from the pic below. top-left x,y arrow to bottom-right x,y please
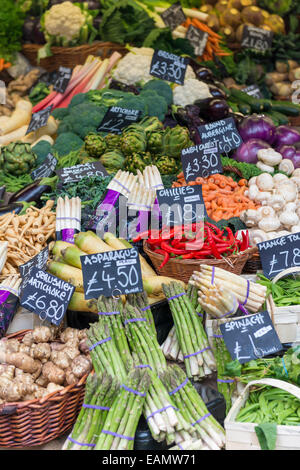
51,107 -> 69,121
142,79 -> 173,106
87,88 -> 130,107
32,140 -> 53,166
69,93 -> 89,108
139,90 -> 168,121
66,103 -> 108,139
115,95 -> 147,119
52,132 -> 84,157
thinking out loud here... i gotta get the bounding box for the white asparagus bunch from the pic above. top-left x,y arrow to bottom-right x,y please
170,439 -> 210,450
197,283 -> 239,319
137,165 -> 164,191
0,275 -> 22,297
107,170 -> 137,197
127,183 -> 156,212
190,265 -> 267,313
56,196 -> 81,233
161,326 -> 184,363
0,242 -> 8,274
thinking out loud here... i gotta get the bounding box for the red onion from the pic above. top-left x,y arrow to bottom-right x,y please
233,139 -> 270,164
238,115 -> 276,145
274,126 -> 300,148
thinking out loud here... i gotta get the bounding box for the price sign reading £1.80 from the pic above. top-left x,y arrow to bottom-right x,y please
257,231 -> 300,279
150,50 -> 189,85
81,247 -> 143,299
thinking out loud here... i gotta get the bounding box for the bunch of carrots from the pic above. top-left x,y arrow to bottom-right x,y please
183,17 -> 231,61
0,58 -> 11,72
173,172 -> 260,222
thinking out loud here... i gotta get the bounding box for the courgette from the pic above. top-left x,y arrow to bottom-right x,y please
228,88 -> 265,113
264,112 -> 279,126
266,110 -> 289,125
228,101 -> 239,113
238,103 -> 252,115
269,100 -> 300,116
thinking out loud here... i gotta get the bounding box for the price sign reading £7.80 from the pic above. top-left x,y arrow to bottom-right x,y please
81,247 -> 143,300
150,50 -> 189,85
197,117 -> 243,154
181,142 -> 223,182
257,231 -> 300,279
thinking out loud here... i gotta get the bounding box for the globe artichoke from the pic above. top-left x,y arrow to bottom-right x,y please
84,133 -> 107,158
139,116 -> 164,135
104,133 -> 121,150
100,149 -> 125,173
124,151 -> 152,174
0,142 -> 37,176
154,155 -> 179,175
161,125 -> 191,159
146,131 -> 163,155
120,128 -> 147,156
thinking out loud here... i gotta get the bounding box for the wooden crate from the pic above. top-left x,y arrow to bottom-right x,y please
225,378 -> 300,450
266,267 -> 300,344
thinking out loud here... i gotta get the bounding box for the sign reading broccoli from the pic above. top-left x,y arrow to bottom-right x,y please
150,50 -> 189,85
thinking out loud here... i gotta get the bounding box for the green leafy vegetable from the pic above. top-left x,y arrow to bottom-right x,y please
255,423 -> 277,450
0,0 -> 25,62
143,28 -> 195,57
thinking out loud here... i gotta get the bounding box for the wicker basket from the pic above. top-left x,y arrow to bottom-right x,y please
242,247 -> 262,274
21,41 -> 127,72
143,241 -> 256,283
0,329 -> 88,448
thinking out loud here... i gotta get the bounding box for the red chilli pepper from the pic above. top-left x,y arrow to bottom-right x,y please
160,240 -> 188,255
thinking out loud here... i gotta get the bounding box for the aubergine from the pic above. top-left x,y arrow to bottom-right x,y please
0,203 -> 23,216
9,182 -> 51,205
208,84 -> 227,99
200,98 -> 230,121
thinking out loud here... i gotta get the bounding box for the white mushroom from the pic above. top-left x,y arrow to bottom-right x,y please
279,211 -> 299,228
258,216 -> 281,232
256,173 -> 274,191
256,161 -> 275,173
273,173 -> 289,187
268,194 -> 285,212
278,158 -> 295,176
257,148 -> 282,166
249,229 -> 267,244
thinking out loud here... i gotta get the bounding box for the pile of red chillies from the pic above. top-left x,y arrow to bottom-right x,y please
133,222 -> 250,269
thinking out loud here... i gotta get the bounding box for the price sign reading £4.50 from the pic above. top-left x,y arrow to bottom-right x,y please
257,231 -> 300,279
150,50 -> 189,85
81,247 -> 143,299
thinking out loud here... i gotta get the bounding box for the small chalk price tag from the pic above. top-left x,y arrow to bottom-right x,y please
241,26 -> 273,52
186,25 -> 208,57
181,143 -> 223,182
150,49 -> 189,85
161,2 -> 186,31
97,106 -> 142,134
31,153 -> 57,180
26,105 -> 53,135
53,66 -> 72,93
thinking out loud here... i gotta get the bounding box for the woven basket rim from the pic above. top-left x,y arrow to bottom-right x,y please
22,41 -> 125,52
0,329 -> 89,412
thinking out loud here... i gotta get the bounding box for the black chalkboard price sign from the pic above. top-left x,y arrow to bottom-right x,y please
150,50 -> 189,85
197,117 -> 243,154
20,267 -> 75,326
186,25 -> 208,57
241,84 -> 263,99
81,247 -> 143,299
97,106 -> 142,134
161,2 -> 186,30
31,152 -> 57,180
56,161 -> 108,185
156,184 -> 207,227
257,231 -> 300,279
19,247 -> 49,288
53,66 -> 72,94
181,142 -> 223,182
241,26 -> 273,52
26,105 -> 53,135
220,311 -> 282,364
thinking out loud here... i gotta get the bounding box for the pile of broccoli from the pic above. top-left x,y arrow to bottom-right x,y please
51,80 -> 173,156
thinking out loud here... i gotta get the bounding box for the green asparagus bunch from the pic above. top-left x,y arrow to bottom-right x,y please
97,295 -> 131,367
123,304 -> 167,374
161,365 -> 226,450
161,326 -> 184,363
86,321 -> 129,382
62,373 -> 119,450
163,282 -> 216,381
126,291 -> 156,336
95,368 -> 150,450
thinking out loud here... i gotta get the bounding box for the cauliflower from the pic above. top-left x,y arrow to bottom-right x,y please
173,79 -> 212,107
112,48 -> 195,86
44,2 -> 86,43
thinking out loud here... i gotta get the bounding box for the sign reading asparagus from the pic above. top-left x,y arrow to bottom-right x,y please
161,2 -> 186,30
31,153 -> 57,180
197,117 -> 243,154
241,26 -> 273,52
181,142 -> 223,182
53,66 -> 72,94
20,267 -> 75,326
156,184 -> 207,226
220,311 -> 282,364
150,50 -> 189,85
81,247 -> 143,299
56,161 -> 108,185
186,25 -> 208,57
97,107 -> 142,134
26,105 -> 53,135
257,231 -> 300,279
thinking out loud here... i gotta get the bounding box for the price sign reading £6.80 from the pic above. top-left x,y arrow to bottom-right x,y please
181,142 -> 223,182
20,267 -> 75,326
257,231 -> 300,279
81,247 -> 143,300
150,50 -> 189,85
197,117 -> 243,154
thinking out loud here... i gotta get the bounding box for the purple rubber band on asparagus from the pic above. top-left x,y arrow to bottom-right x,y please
101,430 -> 134,441
141,305 -> 151,311
134,364 -> 152,370
167,292 -> 186,301
241,280 -> 250,306
191,412 -> 211,426
238,302 -> 250,316
219,305 -> 236,318
178,443 -> 184,450
183,347 -> 210,359
56,216 -> 81,223
169,377 -> 189,396
212,334 -> 223,338
217,378 -> 235,383
67,436 -> 95,447
82,404 -> 110,411
88,336 -> 111,351
97,311 -> 120,316
211,266 -> 215,285
113,179 -> 130,194
146,405 -> 179,421
124,317 -> 147,325
121,384 -> 146,397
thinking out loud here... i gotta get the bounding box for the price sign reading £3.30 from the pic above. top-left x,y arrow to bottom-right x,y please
81,247 -> 143,299
150,50 -> 189,85
257,231 -> 300,279
181,142 -> 223,182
